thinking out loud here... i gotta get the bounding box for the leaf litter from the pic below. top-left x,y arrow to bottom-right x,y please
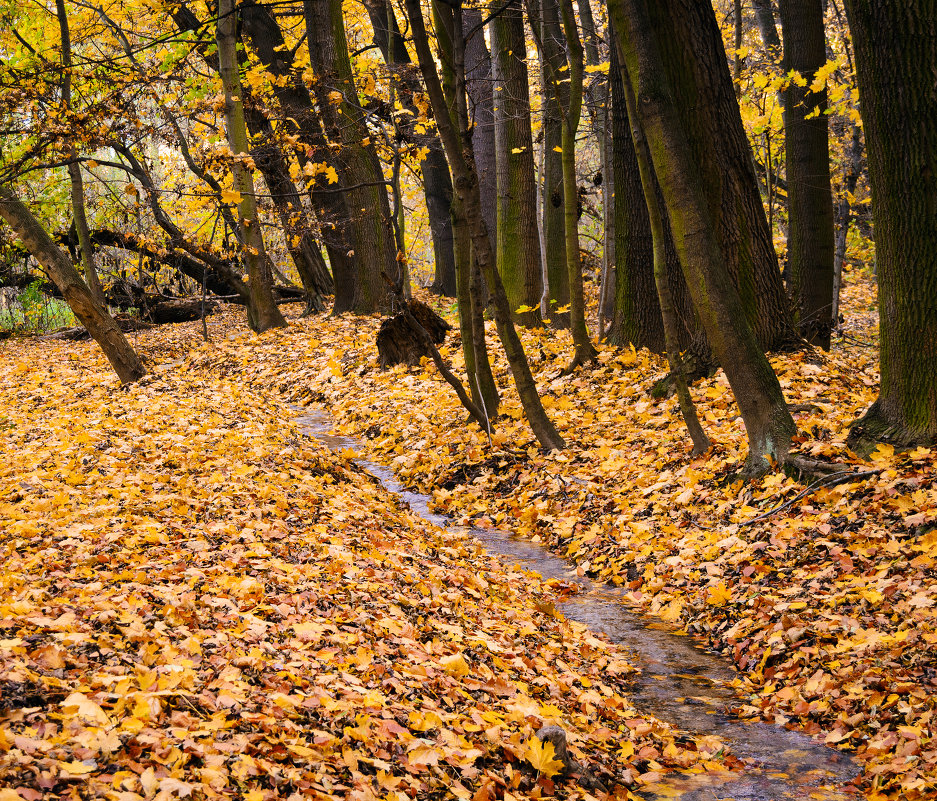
1,276 -> 934,800
0,333 -> 710,800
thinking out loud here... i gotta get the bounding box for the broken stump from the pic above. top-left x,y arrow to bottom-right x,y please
376,299 -> 451,368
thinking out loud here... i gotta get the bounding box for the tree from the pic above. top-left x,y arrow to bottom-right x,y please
844,0 -> 937,453
0,184 -> 145,383
303,0 -> 398,313
608,0 -> 796,473
216,0 -> 286,333
778,0 -> 835,348
490,0 -> 543,326
403,0 -> 564,451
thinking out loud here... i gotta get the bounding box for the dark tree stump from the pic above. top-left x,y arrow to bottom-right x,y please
376,299 -> 452,367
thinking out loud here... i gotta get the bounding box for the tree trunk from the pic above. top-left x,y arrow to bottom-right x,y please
404,0 -> 564,450
227,1 -> 357,313
490,0 -> 543,326
55,0 -> 107,308
832,124 -> 863,322
303,0 -> 397,314
608,0 -> 795,473
557,0 -> 596,364
364,0 -> 457,297
844,0 -> 937,452
216,0 -> 286,332
620,70 -> 710,456
0,184 -> 145,384
462,6 -> 498,258
779,0 -> 836,348
533,0 -> 569,324
644,0 -> 798,354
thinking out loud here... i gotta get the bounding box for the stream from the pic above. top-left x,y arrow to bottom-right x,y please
295,408 -> 859,801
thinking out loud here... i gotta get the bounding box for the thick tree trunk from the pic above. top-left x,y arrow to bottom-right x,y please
844,0 -> 937,452
303,0 -> 397,314
645,0 -> 798,354
490,0 -> 543,326
404,0 -> 564,450
462,6 -> 498,258
608,0 -> 795,473
0,185 -> 145,383
779,0 -> 836,348
216,0 -> 286,332
365,0 -> 457,298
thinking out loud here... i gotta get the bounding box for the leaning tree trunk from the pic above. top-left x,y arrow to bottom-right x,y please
779,0 -> 836,348
405,0 -> 564,451
608,0 -> 796,474
0,185 -> 145,383
216,0 -> 286,332
844,0 -> 937,453
490,0 -> 543,326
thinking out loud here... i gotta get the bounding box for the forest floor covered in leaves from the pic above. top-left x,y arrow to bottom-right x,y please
0,274 -> 934,800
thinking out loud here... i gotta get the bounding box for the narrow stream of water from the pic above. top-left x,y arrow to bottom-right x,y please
295,409 -> 859,801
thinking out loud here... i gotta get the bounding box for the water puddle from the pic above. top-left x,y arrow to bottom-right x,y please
295,408 -> 859,800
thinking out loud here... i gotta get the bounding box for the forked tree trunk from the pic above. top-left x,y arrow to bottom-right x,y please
216,0 -> 286,332
779,0 -> 836,348
404,0 -> 564,450
0,184 -> 145,384
844,0 -> 937,453
608,0 -> 795,473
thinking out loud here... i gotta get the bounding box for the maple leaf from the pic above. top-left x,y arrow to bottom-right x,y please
524,736 -> 565,778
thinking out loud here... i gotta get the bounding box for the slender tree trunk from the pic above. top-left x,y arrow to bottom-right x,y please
55,0 -> 106,308
533,0 -> 569,324
303,0 -> 397,313
844,0 -> 937,452
0,185 -> 145,383
404,0 -> 564,450
490,0 -> 543,326
779,0 -> 836,348
832,124 -> 863,322
434,1 -> 500,415
733,0 -> 744,97
608,0 -> 795,473
557,0 -> 597,365
216,0 -> 286,332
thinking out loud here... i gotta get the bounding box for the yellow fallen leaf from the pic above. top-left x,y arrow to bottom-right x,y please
524,736 -> 565,778
441,651 -> 470,678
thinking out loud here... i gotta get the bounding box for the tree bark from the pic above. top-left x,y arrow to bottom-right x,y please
608,0 -> 795,473
844,0 -> 937,452
303,0 -> 397,314
216,0 -> 287,332
0,184 -> 145,383
779,0 -> 836,348
490,0 -> 543,326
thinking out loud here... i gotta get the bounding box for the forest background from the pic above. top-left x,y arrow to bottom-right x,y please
0,0 -> 936,800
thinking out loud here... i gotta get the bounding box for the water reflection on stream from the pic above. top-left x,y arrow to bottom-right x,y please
295,409 -> 859,801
